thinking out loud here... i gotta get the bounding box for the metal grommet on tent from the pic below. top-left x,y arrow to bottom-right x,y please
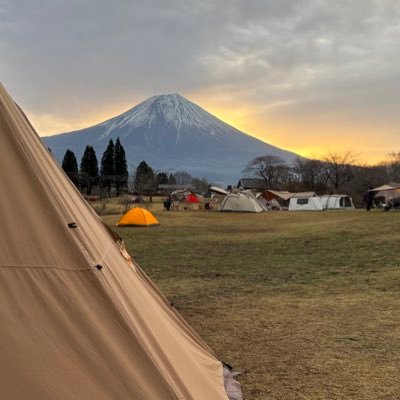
68,222 -> 78,229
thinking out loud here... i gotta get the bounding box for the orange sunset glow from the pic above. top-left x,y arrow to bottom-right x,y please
30,96 -> 394,165
4,0 -> 399,168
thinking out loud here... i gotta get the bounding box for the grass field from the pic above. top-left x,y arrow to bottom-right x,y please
104,210 -> 400,400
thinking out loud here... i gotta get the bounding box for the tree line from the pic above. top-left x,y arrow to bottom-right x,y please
130,161 -> 210,196
244,151 -> 400,206
61,138 -> 128,196
61,139 -> 210,197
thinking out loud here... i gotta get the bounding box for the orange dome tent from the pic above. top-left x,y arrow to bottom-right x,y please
117,207 -> 160,227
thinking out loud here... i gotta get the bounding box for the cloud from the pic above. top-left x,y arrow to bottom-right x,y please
1,0 -> 400,159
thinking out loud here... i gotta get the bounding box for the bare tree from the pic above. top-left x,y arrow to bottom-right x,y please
128,166 -> 137,193
243,155 -> 290,189
294,157 -> 326,191
322,151 -> 358,192
385,152 -> 400,182
191,177 -> 211,194
172,170 -> 193,186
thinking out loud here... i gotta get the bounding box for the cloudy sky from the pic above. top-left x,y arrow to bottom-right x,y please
1,0 -> 399,162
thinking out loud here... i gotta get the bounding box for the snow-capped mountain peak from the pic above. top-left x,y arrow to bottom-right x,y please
43,93 -> 298,183
99,93 -> 230,140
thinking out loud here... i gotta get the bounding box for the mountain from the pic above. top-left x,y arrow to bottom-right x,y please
43,93 -> 298,184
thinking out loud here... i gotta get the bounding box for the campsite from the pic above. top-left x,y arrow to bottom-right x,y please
2,80 -> 400,399
3,2 -> 400,398
106,209 -> 400,400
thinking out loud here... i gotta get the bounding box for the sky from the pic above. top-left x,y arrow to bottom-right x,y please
1,0 -> 400,163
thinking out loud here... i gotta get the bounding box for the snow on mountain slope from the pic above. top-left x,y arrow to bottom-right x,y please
43,94 -> 299,184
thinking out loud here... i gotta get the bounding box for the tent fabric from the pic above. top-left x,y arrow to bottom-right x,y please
117,207 -> 160,227
319,195 -> 355,210
288,196 -> 323,211
261,190 -> 317,201
210,186 -> 228,195
262,190 -> 293,201
185,193 -> 200,203
0,83 -> 240,400
219,191 -> 263,213
370,184 -> 400,192
290,191 -> 317,198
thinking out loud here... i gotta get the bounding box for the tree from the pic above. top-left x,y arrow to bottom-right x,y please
192,177 -> 211,194
172,171 -> 193,186
62,149 -> 79,186
155,172 -> 169,188
80,145 -> 99,195
243,155 -> 289,189
128,166 -> 137,193
168,173 -> 176,185
100,139 -> 115,197
114,138 -> 128,196
294,157 -> 327,191
385,152 -> 400,182
322,151 -> 358,192
134,161 -> 155,195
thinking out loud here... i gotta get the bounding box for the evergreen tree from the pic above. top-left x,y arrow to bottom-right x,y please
80,145 -> 99,195
134,161 -> 155,195
155,172 -> 169,188
100,139 -> 115,197
168,173 -> 177,185
62,149 -> 79,186
114,137 -> 128,196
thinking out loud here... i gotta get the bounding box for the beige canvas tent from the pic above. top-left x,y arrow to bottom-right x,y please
219,191 -> 263,212
0,83 -> 241,400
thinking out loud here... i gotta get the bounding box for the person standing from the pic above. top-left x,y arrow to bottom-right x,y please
363,187 -> 375,211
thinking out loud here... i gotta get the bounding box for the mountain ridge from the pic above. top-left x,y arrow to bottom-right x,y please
43,94 -> 299,184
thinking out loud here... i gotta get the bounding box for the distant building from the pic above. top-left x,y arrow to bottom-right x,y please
237,178 -> 267,192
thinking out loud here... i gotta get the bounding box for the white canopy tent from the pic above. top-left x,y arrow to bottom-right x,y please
319,195 -> 355,210
288,193 -> 323,211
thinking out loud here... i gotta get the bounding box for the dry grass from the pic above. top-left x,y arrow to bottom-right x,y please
103,210 -> 400,399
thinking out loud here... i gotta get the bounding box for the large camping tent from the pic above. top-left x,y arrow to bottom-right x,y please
319,195 -> 355,210
117,207 -> 160,227
261,190 -> 323,211
288,192 -> 323,211
0,83 -> 241,400
219,191 -> 263,212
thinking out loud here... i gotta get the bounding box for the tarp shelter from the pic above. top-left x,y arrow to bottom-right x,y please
117,207 -> 160,227
210,186 -> 228,195
262,190 -> 293,202
288,192 -> 323,211
371,182 -> 400,201
0,83 -> 242,400
370,183 -> 400,192
220,191 -> 263,212
319,195 -> 355,210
